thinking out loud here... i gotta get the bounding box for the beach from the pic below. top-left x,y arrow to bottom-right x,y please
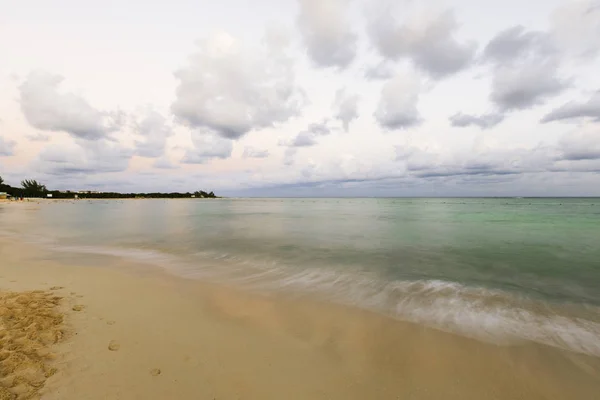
1,237 -> 599,399
1,199 -> 600,398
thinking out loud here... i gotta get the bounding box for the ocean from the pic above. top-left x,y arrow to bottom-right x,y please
2,197 -> 600,356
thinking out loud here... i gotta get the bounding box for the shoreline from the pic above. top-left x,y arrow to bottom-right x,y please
1,236 -> 600,398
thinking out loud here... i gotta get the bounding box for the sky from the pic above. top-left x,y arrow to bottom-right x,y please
1,0 -> 600,197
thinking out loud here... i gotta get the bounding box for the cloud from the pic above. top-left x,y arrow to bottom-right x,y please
449,112 -> 505,129
483,26 -> 569,111
483,26 -> 556,64
19,71 -> 123,140
134,110 -> 174,158
396,144 -> 553,180
0,136 -> 17,156
171,31 -> 305,140
363,62 -> 394,80
283,148 -> 297,166
541,91 -> 600,123
34,139 -> 133,175
242,146 -> 270,159
550,0 -> 600,59
181,130 -> 233,164
152,156 -> 179,169
286,120 -> 332,147
374,72 -> 421,130
332,89 -> 358,131
367,10 -> 476,78
26,133 -> 51,142
559,125 -> 600,160
297,0 -> 357,69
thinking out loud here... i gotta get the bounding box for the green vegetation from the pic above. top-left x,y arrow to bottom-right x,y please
21,179 -> 47,193
0,175 -> 218,199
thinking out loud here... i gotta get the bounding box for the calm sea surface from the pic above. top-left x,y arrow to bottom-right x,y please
2,198 -> 600,355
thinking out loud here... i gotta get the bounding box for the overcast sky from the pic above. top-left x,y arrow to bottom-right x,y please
1,0 -> 600,196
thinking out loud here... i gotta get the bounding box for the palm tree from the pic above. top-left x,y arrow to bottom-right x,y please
0,175 -> 4,185
21,179 -> 47,193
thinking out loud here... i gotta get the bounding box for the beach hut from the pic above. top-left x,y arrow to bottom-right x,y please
0,192 -> 10,200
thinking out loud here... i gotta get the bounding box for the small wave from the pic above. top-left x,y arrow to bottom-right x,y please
28,240 -> 600,358
233,267 -> 600,357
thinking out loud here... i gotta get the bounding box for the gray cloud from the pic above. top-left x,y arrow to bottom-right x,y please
171,32 -> 305,140
19,71 -> 123,140
152,157 -> 179,169
134,110 -> 174,158
367,10 -> 476,79
374,73 -> 421,130
483,26 -> 569,111
490,62 -> 568,111
363,62 -> 394,80
559,126 -> 600,160
0,135 -> 16,156
283,148 -> 297,166
297,0 -> 357,69
541,91 -> 600,123
285,120 -> 332,147
332,89 -> 358,132
483,26 -> 556,64
242,146 -> 270,159
26,133 -> 51,142
449,112 -> 505,129
181,130 -> 233,164
34,139 -> 133,175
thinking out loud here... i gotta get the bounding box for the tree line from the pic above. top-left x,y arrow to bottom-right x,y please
0,176 -> 217,199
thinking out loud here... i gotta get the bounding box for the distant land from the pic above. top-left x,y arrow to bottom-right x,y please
0,176 -> 217,199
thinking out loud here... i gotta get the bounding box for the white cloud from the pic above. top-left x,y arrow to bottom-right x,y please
182,130 -> 233,164
283,147 -> 297,166
559,124 -> 600,160
368,9 -> 476,78
374,71 -> 422,130
19,71 -> 123,140
134,110 -> 174,158
34,139 -> 133,175
297,0 -> 357,69
550,0 -> 600,59
332,89 -> 358,132
171,31 -> 305,140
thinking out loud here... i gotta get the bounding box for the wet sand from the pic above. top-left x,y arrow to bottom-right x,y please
0,236 -> 599,399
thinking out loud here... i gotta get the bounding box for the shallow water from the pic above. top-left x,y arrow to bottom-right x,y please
2,198 -> 600,356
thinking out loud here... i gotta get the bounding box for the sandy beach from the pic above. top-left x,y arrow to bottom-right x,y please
1,233 -> 600,399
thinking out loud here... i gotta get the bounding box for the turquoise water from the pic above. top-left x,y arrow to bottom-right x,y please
2,198 -> 600,355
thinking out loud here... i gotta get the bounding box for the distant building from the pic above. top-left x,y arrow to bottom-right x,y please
77,190 -> 101,194
0,192 -> 10,200
47,194 -> 53,198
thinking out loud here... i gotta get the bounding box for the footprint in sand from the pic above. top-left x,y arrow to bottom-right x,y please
150,368 -> 161,376
72,305 -> 85,311
108,340 -> 120,351
50,286 -> 64,290
107,320 -> 116,325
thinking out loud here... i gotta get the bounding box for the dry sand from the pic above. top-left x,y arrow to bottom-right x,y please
0,236 -> 599,399
0,289 -> 64,399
